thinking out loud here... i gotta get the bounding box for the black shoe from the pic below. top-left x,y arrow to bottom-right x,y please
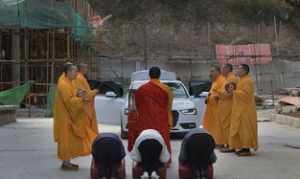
236,148 -> 252,157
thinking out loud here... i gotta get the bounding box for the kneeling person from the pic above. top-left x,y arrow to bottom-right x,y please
130,129 -> 170,179
179,128 -> 216,179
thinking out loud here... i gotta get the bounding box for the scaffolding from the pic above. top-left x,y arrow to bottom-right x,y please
0,0 -> 98,113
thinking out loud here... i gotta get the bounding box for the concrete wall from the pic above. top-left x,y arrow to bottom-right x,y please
96,57 -> 300,94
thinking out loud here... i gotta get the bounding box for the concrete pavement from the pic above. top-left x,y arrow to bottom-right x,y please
0,118 -> 300,179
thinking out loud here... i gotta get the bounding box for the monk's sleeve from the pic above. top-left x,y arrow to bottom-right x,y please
219,83 -> 228,100
234,80 -> 253,102
58,84 -> 84,121
86,89 -> 97,100
210,80 -> 223,102
220,77 -> 237,100
167,88 -> 173,128
75,75 -> 97,101
231,80 -> 253,135
81,77 -> 97,100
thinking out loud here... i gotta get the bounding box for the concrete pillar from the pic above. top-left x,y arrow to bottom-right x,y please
11,30 -> 21,86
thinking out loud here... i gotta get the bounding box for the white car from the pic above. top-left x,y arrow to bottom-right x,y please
94,70 -> 208,138
120,70 -> 207,138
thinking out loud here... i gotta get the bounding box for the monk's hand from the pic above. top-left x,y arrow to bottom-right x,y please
225,82 -> 236,94
81,94 -> 89,102
227,85 -> 235,95
76,89 -> 84,97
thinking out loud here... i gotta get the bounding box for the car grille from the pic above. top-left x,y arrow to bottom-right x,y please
172,111 -> 179,127
180,123 -> 196,129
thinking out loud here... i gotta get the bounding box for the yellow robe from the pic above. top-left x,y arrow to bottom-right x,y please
218,72 -> 238,145
229,75 -> 258,150
203,75 -> 225,145
53,73 -> 65,142
72,72 -> 99,135
53,76 -> 95,160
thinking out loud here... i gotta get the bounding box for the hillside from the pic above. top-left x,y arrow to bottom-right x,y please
88,0 -> 300,93
90,0 -> 300,59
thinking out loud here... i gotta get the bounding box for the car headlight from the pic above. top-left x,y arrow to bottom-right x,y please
180,108 -> 197,115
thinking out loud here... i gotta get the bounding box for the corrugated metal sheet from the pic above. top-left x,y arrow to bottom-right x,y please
216,44 -> 272,65
279,96 -> 300,106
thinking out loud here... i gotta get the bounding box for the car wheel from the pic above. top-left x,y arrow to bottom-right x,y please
121,130 -> 128,139
120,121 -> 128,139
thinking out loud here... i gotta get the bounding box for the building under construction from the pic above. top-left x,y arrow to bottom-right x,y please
0,0 -> 99,110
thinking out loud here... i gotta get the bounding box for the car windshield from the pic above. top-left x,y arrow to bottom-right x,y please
130,81 -> 189,98
164,82 -> 189,98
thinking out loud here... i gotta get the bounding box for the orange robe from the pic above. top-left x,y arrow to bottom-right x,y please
218,72 -> 238,145
128,79 -> 173,152
229,75 -> 258,150
203,75 -> 225,145
53,75 -> 96,160
72,72 -> 99,135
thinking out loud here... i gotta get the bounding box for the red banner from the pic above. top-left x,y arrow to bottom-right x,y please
216,44 -> 272,65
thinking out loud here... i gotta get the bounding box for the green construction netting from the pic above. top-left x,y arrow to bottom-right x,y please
45,84 -> 56,117
0,0 -> 94,45
0,81 -> 33,106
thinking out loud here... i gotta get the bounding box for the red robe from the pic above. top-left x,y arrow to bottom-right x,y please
127,79 -> 173,153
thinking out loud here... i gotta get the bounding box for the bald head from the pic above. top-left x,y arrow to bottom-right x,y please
237,64 -> 250,77
210,65 -> 221,81
63,62 -> 73,73
63,62 -> 77,80
222,63 -> 233,76
78,62 -> 88,75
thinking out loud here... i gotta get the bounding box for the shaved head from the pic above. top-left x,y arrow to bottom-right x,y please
211,65 -> 221,73
78,62 -> 88,75
149,66 -> 161,79
222,63 -> 233,76
237,64 -> 250,77
63,62 -> 77,80
210,65 -> 221,81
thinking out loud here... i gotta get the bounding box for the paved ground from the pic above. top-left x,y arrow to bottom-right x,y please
1,117 -> 300,179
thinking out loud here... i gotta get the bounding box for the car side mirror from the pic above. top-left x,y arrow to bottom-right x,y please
105,91 -> 117,98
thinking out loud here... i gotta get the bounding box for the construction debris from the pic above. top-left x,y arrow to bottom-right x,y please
275,87 -> 300,118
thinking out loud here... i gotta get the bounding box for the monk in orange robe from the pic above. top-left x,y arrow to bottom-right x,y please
203,66 -> 225,146
228,64 -> 258,156
72,63 -> 99,135
127,67 -> 173,154
53,63 -> 97,170
218,64 -> 238,152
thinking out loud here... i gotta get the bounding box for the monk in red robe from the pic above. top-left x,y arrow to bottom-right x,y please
127,67 -> 173,154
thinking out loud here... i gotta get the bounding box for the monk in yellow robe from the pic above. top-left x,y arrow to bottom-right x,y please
72,63 -> 99,135
228,64 -> 258,156
53,63 -> 97,170
203,66 -> 225,146
218,64 -> 238,152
